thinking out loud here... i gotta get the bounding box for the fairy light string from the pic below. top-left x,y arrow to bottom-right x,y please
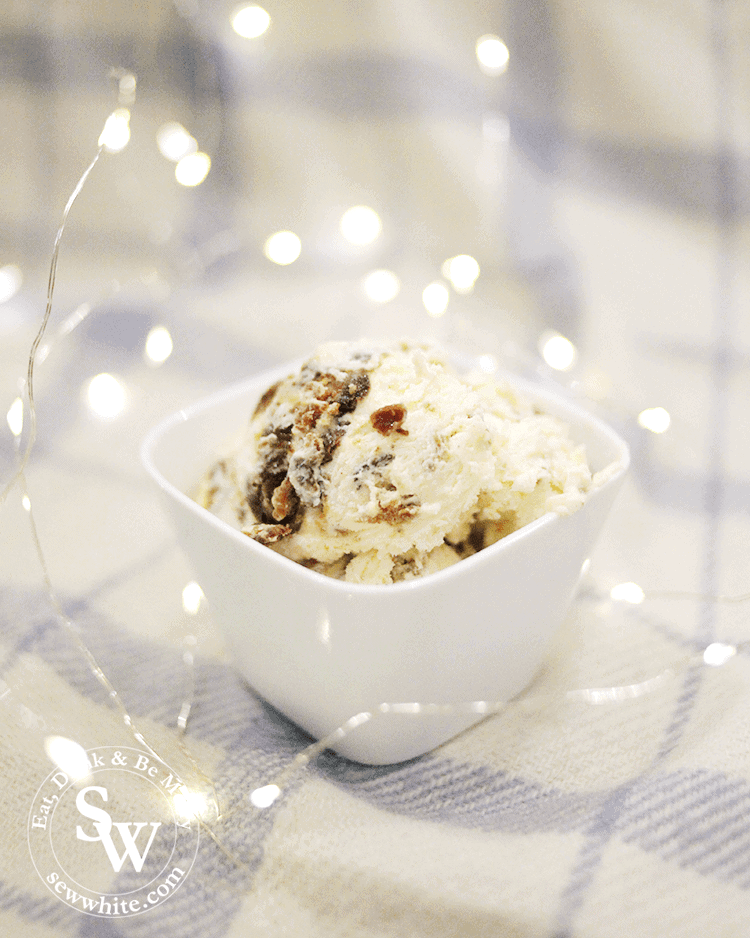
0,157 -> 102,511
0,74 -> 226,853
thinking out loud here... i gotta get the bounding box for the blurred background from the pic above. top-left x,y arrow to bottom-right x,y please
2,0 -> 746,367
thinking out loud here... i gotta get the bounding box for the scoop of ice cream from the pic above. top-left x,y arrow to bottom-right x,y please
196,340 -> 597,584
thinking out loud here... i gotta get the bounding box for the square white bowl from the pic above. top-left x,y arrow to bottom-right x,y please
142,361 -> 629,764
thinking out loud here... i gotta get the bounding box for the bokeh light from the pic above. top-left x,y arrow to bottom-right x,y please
442,254 -> 480,292
86,373 -> 127,419
231,4 -> 271,38
157,122 -> 197,162
362,269 -> 400,303
144,326 -> 174,364
340,206 -> 382,245
476,35 -> 509,74
422,282 -> 450,317
540,332 -> 577,371
638,407 -> 671,434
264,231 -> 301,265
175,152 -> 211,187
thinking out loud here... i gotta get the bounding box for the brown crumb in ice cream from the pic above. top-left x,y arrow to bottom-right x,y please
370,404 -> 408,436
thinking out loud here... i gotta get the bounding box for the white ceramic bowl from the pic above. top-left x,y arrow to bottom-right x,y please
142,361 -> 629,764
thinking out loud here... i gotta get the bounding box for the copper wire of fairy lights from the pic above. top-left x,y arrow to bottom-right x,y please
0,75 -> 241,868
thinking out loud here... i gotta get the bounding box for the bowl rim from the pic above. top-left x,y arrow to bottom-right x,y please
141,360 -> 630,596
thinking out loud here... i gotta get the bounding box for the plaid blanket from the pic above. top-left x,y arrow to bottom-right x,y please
3,568 -> 750,937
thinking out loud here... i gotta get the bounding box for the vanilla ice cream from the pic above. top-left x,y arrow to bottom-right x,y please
196,340 -> 607,584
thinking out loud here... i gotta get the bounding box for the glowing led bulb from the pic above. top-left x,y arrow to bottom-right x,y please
182,581 -> 205,615
0,264 -> 22,303
157,122 -> 197,162
250,784 -> 281,808
638,407 -> 671,434
232,4 -> 271,38
6,397 -> 23,437
172,788 -> 214,822
703,642 -> 736,667
145,326 -> 174,364
86,373 -> 127,419
340,206 -> 382,245
610,582 -> 645,604
540,332 -> 577,371
476,35 -> 509,74
362,269 -> 400,303
422,282 -> 449,317
442,254 -> 480,292
264,231 -> 301,265
175,152 -> 211,187
44,736 -> 91,782
99,109 -> 131,153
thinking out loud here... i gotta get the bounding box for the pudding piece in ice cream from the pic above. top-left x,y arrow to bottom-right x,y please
195,340 -> 604,584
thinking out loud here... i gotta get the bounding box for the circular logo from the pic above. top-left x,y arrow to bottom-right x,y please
28,746 -> 200,917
